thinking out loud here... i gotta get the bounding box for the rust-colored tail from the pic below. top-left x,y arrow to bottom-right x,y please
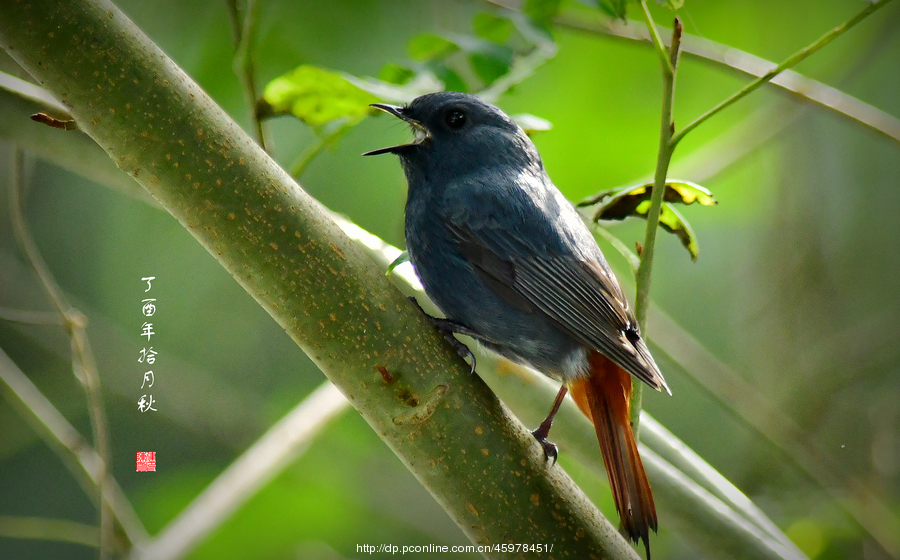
568,351 -> 657,558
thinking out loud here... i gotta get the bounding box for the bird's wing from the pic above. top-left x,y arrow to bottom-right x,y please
444,204 -> 668,393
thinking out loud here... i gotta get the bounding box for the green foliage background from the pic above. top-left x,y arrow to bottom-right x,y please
1,1 -> 898,559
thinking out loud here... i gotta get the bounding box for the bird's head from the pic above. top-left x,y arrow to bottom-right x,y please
364,92 -> 540,177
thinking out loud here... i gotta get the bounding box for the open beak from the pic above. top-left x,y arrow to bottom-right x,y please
363,103 -> 430,156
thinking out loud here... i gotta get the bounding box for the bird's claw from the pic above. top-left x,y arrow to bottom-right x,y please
442,332 -> 477,374
407,296 -> 477,374
531,428 -> 559,466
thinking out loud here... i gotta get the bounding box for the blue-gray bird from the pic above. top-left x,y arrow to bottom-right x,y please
366,92 -> 670,557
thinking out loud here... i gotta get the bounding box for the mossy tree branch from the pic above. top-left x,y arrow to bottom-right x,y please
0,0 -> 639,557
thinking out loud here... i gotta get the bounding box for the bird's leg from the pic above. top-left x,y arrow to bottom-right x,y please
407,296 -> 478,374
531,384 -> 568,465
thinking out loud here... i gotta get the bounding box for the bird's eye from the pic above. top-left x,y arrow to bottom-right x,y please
444,109 -> 467,129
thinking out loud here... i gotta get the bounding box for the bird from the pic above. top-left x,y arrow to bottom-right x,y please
365,91 -> 670,558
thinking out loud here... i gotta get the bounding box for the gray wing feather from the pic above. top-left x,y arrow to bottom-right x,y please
446,221 -> 669,393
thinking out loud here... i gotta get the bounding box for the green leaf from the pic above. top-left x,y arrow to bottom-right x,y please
656,0 -> 684,9
581,180 -> 716,261
472,12 -> 514,44
597,0 -> 630,19
259,65 -> 377,126
468,44 -> 514,86
426,62 -> 468,93
406,33 -> 459,62
511,113 -> 552,134
378,63 -> 416,85
386,251 -> 409,276
524,0 -> 563,24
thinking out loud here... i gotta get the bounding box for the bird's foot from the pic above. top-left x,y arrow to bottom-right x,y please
530,384 -> 568,465
408,297 -> 477,374
531,426 -> 559,466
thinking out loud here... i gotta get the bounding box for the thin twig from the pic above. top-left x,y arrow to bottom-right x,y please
478,12 -> 558,103
589,221 -> 641,276
224,0 -> 242,45
9,149 -> 115,558
584,18 -> 900,145
0,515 -> 100,549
668,102 -> 797,184
289,122 -> 354,178
638,0 -> 673,76
0,346 -> 149,546
630,17 -> 683,431
0,71 -> 72,118
671,0 -> 895,147
577,100 -> 800,279
578,10 -> 900,216
0,306 -> 66,325
484,0 -> 900,145
227,0 -> 268,150
127,381 -> 349,560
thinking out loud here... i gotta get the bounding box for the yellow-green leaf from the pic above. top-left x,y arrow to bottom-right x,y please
579,179 -> 716,218
637,202 -> 700,261
259,65 -> 378,126
664,180 -> 715,205
579,180 -> 715,261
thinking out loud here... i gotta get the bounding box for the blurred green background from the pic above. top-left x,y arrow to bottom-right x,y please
1,0 -> 898,559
